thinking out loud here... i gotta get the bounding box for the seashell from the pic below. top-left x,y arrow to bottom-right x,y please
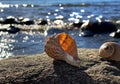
99,42 -> 120,61
44,32 -> 80,67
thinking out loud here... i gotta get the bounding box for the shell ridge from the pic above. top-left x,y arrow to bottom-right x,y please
44,32 -> 80,67
99,42 -> 120,61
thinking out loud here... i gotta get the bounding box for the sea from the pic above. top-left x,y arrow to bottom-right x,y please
0,0 -> 120,59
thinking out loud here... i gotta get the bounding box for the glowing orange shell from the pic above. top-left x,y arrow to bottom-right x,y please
99,42 -> 120,61
44,32 -> 80,67
58,32 -> 78,59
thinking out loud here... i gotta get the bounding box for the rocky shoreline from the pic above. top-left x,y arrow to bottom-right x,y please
0,16 -> 120,38
0,48 -> 120,84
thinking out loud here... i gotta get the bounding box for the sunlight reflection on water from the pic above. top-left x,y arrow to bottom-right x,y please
0,28 -> 120,60
0,31 -> 45,59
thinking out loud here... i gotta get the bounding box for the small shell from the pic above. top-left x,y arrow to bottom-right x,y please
99,42 -> 120,61
44,32 -> 80,67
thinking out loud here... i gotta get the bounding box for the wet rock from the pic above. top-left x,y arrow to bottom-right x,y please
3,16 -> 18,24
0,25 -> 20,33
7,25 -> 20,34
0,24 -> 9,32
21,18 -> 34,25
72,22 -> 83,28
0,28 -> 7,32
37,18 -> 48,25
16,17 -> 25,24
17,17 -> 24,22
53,20 -> 64,25
110,29 -> 120,38
79,30 -> 94,37
53,20 -> 65,28
80,21 -> 117,37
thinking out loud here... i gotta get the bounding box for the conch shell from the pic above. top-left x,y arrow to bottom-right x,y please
44,32 -> 80,67
99,42 -> 120,61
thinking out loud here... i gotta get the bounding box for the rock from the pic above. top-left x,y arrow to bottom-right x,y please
110,29 -> 120,38
53,20 -> 65,28
99,22 -> 117,33
17,17 -> 24,21
7,25 -> 20,34
80,21 -> 117,37
3,16 -> 18,24
21,18 -> 34,25
37,18 -> 48,25
0,28 -> 7,32
72,22 -> 83,28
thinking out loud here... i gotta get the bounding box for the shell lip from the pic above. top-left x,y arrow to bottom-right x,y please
44,32 -> 80,67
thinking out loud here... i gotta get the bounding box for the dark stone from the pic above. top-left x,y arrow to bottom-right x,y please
23,20 -> 34,25
72,22 -> 83,28
21,18 -> 34,25
0,28 -> 7,32
110,29 -> 120,38
3,16 -> 18,24
97,22 -> 117,33
7,25 -> 20,34
79,30 -> 94,37
16,17 -> 24,24
37,19 -> 48,25
80,21 -> 117,37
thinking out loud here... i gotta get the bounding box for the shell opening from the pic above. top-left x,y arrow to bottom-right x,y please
57,33 -> 78,58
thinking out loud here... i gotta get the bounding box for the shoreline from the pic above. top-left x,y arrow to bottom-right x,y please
0,17 -> 120,59
0,48 -> 120,84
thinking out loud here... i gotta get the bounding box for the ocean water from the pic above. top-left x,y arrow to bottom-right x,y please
0,0 -> 120,59
0,0 -> 120,20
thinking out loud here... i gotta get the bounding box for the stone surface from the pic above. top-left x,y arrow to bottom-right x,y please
110,29 -> 120,38
80,21 -> 117,37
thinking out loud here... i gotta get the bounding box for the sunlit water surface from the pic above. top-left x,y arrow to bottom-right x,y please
0,30 -> 120,59
0,0 -> 120,59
